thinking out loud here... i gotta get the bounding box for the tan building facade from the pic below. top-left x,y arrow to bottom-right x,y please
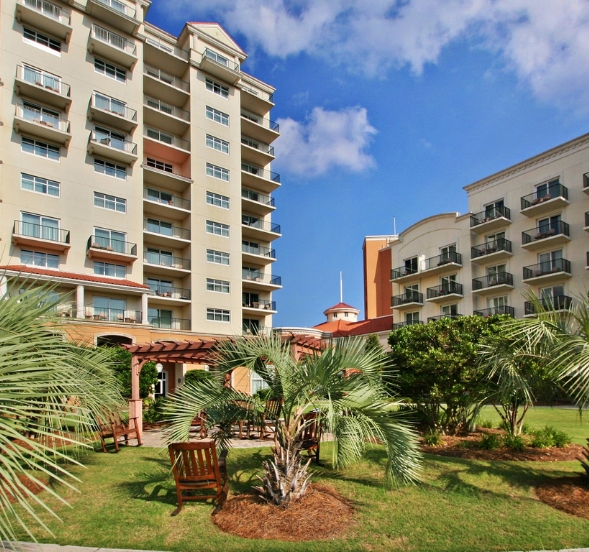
365,132 -> 589,328
0,0 -> 281,394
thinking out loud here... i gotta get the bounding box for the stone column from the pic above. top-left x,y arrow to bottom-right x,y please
0,275 -> 7,300
76,285 -> 84,318
129,356 -> 146,434
141,292 -> 148,324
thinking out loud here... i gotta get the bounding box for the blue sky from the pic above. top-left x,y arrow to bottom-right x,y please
146,0 -> 589,327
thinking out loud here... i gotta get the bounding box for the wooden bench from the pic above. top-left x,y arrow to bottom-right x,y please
300,411 -> 322,464
98,413 -> 142,453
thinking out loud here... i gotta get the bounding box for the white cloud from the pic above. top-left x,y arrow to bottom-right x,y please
180,0 -> 589,108
274,107 -> 377,177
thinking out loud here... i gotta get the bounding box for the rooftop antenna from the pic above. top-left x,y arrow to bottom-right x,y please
340,271 -> 343,303
393,217 -> 397,236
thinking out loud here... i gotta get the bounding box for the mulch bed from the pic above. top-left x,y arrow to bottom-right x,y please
536,477 -> 589,519
213,484 -> 354,541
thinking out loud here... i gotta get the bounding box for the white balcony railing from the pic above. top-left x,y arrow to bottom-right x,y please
21,0 -> 70,24
16,103 -> 69,132
92,24 -> 136,56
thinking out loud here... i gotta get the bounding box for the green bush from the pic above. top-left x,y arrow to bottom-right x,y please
476,417 -> 494,429
184,369 -> 215,386
530,425 -> 571,448
423,430 -> 444,446
503,433 -> 526,451
143,397 -> 166,424
479,433 -> 502,450
552,429 -> 572,448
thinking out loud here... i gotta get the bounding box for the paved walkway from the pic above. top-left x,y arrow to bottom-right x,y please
141,426 -> 275,449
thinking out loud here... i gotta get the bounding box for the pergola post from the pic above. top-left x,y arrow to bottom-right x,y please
129,355 -> 146,434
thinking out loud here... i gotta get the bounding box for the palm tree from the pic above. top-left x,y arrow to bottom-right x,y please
0,278 -> 125,543
164,334 -> 421,506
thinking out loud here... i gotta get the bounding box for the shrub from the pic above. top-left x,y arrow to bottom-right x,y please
476,417 -> 494,429
143,397 -> 166,424
479,433 -> 502,450
184,369 -> 215,386
423,430 -> 443,446
503,433 -> 526,451
552,429 -> 571,448
530,425 -> 571,448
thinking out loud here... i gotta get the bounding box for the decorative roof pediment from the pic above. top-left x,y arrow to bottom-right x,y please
188,22 -> 245,57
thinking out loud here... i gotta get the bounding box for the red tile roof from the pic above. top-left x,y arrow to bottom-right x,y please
0,265 -> 150,289
323,302 -> 359,315
313,315 -> 393,337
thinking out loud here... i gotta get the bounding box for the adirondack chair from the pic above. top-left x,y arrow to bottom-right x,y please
260,398 -> 283,440
189,411 -> 208,439
168,440 -> 228,515
300,411 -> 322,464
97,412 -> 142,453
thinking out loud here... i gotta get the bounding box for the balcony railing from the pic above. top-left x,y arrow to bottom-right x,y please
473,306 -> 515,317
92,93 -> 137,121
242,218 -> 281,234
144,220 -> 190,240
147,284 -> 190,300
92,24 -> 136,55
54,301 -> 76,318
143,251 -> 190,270
145,37 -> 189,60
94,0 -> 136,19
523,258 -> 571,280
16,65 -> 70,97
242,243 -> 275,258
243,322 -> 267,335
90,131 -> 136,154
423,251 -> 462,271
391,291 -> 424,307
522,221 -> 569,244
392,320 -> 423,331
88,235 -> 137,255
472,272 -> 513,290
521,183 -> 568,210
144,127 -> 190,151
84,306 -> 141,323
471,238 -> 512,259
427,282 -> 463,299
202,48 -> 240,72
144,64 -> 189,91
151,317 -> 191,330
144,188 -> 190,210
14,220 -> 70,244
470,205 -> 511,227
524,295 -> 573,315
241,109 -> 280,133
21,0 -> 70,23
241,163 -> 281,183
241,136 -> 275,156
390,265 -> 418,280
242,270 -> 281,285
427,314 -> 462,322
242,189 -> 275,207
16,104 -> 69,132
585,173 -> 589,190
144,95 -> 189,121
243,299 -> 276,311
241,85 -> 274,104
586,212 -> 589,227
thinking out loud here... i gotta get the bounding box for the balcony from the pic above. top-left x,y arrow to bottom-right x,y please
143,219 -> 190,247
584,173 -> 589,195
147,284 -> 191,305
585,212 -> 589,232
88,131 -> 137,165
242,243 -> 276,264
143,64 -> 189,106
241,189 -> 275,216
522,258 -> 571,284
142,162 -> 192,193
242,270 -> 282,291
471,272 -> 514,295
524,295 -> 573,316
470,206 -> 511,233
144,127 -> 190,164
144,95 -> 189,136
88,25 -> 137,68
241,136 -> 275,166
522,221 -> 570,251
86,236 -> 137,263
392,320 -> 423,331
14,65 -> 71,110
86,0 -> 139,35
240,80 -> 275,114
143,251 -> 190,276
144,37 -> 189,76
473,306 -> 515,318
587,251 -> 589,270
242,300 -> 277,315
14,104 -> 70,145
241,109 -> 280,144
427,314 -> 462,322
241,217 -> 281,241
241,163 -> 281,194
520,183 -> 569,216
88,93 -> 138,132
199,48 -> 240,84
84,306 -> 141,323
143,188 -> 190,220
426,282 -> 464,302
151,317 -> 191,331
16,0 -> 72,40
13,220 -> 70,252
471,238 -> 513,264
391,291 -> 424,310
390,265 -> 418,283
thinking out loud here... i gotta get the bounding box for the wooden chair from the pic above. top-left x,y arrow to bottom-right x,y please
189,411 -> 208,439
97,412 -> 142,453
260,398 -> 283,440
168,440 -> 228,515
234,400 -> 255,439
300,412 -> 322,464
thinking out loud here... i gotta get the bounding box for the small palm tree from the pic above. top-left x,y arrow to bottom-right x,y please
164,334 -> 421,506
0,278 -> 125,543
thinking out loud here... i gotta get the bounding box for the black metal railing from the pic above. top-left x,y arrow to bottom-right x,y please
427,282 -> 463,299
423,251 -> 462,271
242,270 -> 281,286
523,258 -> 571,280
242,189 -> 275,207
84,307 -> 141,323
521,183 -> 568,210
522,221 -> 569,244
390,265 -> 418,280
472,272 -> 513,290
524,295 -> 572,315
391,291 -> 424,307
471,238 -> 512,259
150,317 -> 191,330
241,109 -> 279,133
392,321 -> 423,331
143,251 -> 190,270
473,306 -> 515,317
147,284 -> 190,300
88,236 -> 136,256
470,205 -> 511,227
427,314 -> 462,322
243,300 -> 276,311
242,243 -> 276,258
242,218 -> 281,234
241,163 -> 281,183
14,220 -> 70,244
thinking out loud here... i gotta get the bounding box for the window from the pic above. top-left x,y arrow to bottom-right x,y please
206,134 -> 229,154
94,262 -> 126,278
243,292 -> 259,307
146,218 -> 173,236
243,318 -> 260,334
403,256 -> 418,275
538,215 -> 561,234
486,264 -> 507,285
440,274 -> 458,293
486,231 -> 505,245
538,250 -> 563,273
207,278 -> 230,293
93,228 -> 127,252
21,101 -> 60,127
242,215 -> 260,228
21,173 -> 59,197
205,78 -> 229,98
22,137 -> 60,160
536,178 -> 560,199
22,65 -> 61,92
206,163 -> 229,181
145,188 -> 173,205
488,296 -> 508,309
147,278 -> 173,295
540,285 -> 567,309
205,49 -> 230,66
94,92 -> 126,115
93,296 -> 126,322
146,127 -> 173,145
206,220 -> 229,237
145,248 -> 173,266
243,266 -> 261,280
242,240 -> 260,255
21,213 -> 59,240
94,192 -> 126,213
404,284 -> 419,301
207,308 -> 230,322
94,58 -> 126,83
20,250 -> 59,269
484,199 -> 504,218
23,27 -> 60,52
206,191 -> 229,209
441,304 -> 458,316
405,312 -> 420,325
241,136 -> 259,149
146,157 -> 173,173
206,105 -> 229,126
94,158 -> 126,179
440,244 -> 457,261
251,372 -> 269,394
207,249 -> 229,265
149,308 -> 173,328
94,126 -> 127,150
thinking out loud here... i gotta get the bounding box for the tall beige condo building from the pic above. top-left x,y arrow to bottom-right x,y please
364,133 -> 589,327
0,0 -> 281,394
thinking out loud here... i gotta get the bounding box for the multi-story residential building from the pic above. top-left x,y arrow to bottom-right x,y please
0,0 -> 281,394
364,132 -> 589,328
